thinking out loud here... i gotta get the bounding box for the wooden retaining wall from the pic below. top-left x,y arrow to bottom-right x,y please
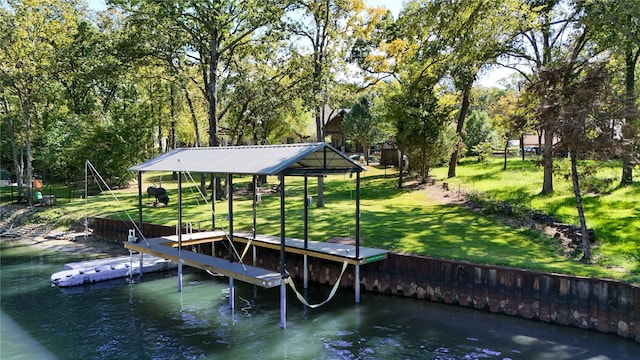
93,217 -> 639,342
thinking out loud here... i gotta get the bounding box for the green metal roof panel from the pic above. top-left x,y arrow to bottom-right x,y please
129,142 -> 365,175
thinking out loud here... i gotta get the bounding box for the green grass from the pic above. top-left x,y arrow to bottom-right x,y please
2,158 -> 638,285
431,156 -> 640,282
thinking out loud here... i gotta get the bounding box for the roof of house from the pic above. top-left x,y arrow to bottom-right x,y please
129,142 -> 365,176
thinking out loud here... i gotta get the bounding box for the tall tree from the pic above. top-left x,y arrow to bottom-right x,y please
342,95 -> 384,164
384,74 -> 455,185
112,0 -> 286,148
284,0 -> 366,207
529,62 -> 619,262
0,0 -> 80,203
583,0 -> 640,185
422,0 -> 522,178
504,0 -> 594,194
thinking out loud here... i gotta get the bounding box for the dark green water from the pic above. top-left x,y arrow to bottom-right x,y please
2,244 -> 639,360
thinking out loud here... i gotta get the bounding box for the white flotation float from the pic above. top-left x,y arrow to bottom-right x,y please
51,254 -> 175,287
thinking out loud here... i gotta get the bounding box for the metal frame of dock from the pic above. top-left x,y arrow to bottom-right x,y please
128,143 -> 389,328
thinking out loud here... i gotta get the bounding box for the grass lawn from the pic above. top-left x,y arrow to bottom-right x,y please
1,157 -> 638,285
431,155 -> 639,283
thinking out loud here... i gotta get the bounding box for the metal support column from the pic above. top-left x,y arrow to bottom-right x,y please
303,175 -> 309,289
137,171 -> 143,235
137,172 -> 144,279
177,171 -> 183,292
252,175 -> 258,266
355,171 -> 361,303
228,173 -> 235,311
279,174 -> 287,329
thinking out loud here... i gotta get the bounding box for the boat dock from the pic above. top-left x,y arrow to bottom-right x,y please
127,143 -> 389,328
124,230 -> 389,289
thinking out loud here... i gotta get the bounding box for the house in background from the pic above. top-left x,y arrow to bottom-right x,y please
322,105 -> 351,152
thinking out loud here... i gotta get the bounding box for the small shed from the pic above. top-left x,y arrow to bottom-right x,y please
380,140 -> 400,166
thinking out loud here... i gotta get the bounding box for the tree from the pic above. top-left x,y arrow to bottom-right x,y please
504,0 -> 596,194
582,0 -> 640,185
219,39 -> 308,146
489,86 -> 529,170
462,110 -> 499,156
284,0 -> 367,207
529,62 -> 620,262
342,95 -> 384,165
0,0 -> 80,203
385,77 -> 455,184
433,0 -> 522,178
112,0 -> 286,146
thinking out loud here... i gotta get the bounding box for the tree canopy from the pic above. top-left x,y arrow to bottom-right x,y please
0,0 -> 637,198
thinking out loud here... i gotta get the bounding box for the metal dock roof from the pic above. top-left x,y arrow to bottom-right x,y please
129,142 -> 365,176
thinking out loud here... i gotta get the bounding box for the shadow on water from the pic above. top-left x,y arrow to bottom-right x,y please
1,245 -> 639,359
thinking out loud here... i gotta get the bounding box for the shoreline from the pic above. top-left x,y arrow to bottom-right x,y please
1,204 -> 127,258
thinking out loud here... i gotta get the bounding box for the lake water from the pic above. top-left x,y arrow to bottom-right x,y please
1,244 -> 639,359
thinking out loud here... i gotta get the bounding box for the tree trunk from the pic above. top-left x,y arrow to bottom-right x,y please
447,84 -> 472,178
170,83 -> 177,150
200,173 -> 206,198
24,105 -> 33,206
541,128 -> 554,194
208,32 -> 220,148
520,133 -> 525,161
365,145 -> 370,166
151,81 -> 162,153
398,150 -> 404,189
2,95 -> 24,200
503,139 -> 508,170
569,151 -> 591,262
621,43 -> 637,186
183,86 -> 201,147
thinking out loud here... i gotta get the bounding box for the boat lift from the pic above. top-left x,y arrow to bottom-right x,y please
127,143 -> 388,328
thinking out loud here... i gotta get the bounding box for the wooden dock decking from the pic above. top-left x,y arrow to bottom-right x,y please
232,232 -> 389,265
124,230 -> 389,288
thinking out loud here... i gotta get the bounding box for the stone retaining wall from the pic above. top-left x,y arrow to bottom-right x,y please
93,217 -> 639,342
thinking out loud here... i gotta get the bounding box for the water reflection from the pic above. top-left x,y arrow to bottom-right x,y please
1,245 -> 639,359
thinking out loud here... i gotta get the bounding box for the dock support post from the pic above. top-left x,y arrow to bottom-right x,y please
228,173 -> 235,310
279,174 -> 287,329
303,175 -> 308,289
253,247 -> 257,267
137,171 -> 143,239
229,277 -> 235,310
304,255 -> 308,289
178,263 -> 183,292
355,265 -> 360,303
252,175 -> 258,266
129,250 -> 133,283
355,172 -> 361,303
139,252 -> 143,278
177,171 -> 183,292
280,282 -> 286,329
